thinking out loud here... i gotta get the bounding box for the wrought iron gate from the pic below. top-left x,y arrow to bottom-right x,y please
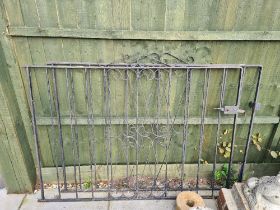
26,63 -> 262,201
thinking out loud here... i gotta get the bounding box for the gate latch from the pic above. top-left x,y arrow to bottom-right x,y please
214,106 -> 245,115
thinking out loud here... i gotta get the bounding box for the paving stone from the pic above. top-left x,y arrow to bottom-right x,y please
19,199 -> 217,210
231,183 -> 250,210
0,189 -> 26,210
204,199 -> 217,210
20,194 -> 176,210
18,190 -> 217,210
217,188 -> 238,210
0,188 -> 217,210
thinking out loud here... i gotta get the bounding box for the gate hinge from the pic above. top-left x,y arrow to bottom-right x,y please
214,106 -> 245,114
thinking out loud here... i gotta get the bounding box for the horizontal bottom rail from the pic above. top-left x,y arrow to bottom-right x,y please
38,188 -> 220,202
38,194 -> 218,202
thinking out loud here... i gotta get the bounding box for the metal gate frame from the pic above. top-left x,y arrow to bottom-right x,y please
26,63 -> 262,202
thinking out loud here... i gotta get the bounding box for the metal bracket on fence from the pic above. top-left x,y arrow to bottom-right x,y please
214,106 -> 245,114
249,101 -> 261,110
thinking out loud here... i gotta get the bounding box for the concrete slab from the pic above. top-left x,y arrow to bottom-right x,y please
0,189 -> 26,210
20,194 -> 216,210
205,199 -> 217,209
1,189 -> 217,210
20,192 -> 176,210
21,198 -> 175,210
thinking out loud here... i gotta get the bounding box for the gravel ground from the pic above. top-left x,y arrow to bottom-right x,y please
36,176 -> 221,193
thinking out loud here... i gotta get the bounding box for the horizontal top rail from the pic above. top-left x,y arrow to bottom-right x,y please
47,62 -> 262,68
25,64 -> 262,69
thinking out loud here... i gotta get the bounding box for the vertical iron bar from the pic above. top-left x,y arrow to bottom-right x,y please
151,69 -> 160,195
238,66 -> 262,182
66,69 -> 78,198
226,67 -> 245,188
90,70 -> 97,198
181,69 -> 192,191
70,71 -> 82,190
196,69 -> 210,192
45,69 -> 61,199
92,70 -> 97,199
85,69 -> 95,198
124,69 -> 129,184
92,70 -> 97,195
103,68 -> 109,198
212,69 -> 227,197
103,68 -> 112,199
26,67 -> 45,200
52,68 -> 67,191
135,68 -> 140,197
107,69 -> 113,198
165,69 -> 172,197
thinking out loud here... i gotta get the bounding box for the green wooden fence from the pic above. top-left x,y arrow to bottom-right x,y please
0,0 -> 279,193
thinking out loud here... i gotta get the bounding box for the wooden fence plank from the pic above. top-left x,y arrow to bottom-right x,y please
0,0 -> 36,193
0,40 -> 35,193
